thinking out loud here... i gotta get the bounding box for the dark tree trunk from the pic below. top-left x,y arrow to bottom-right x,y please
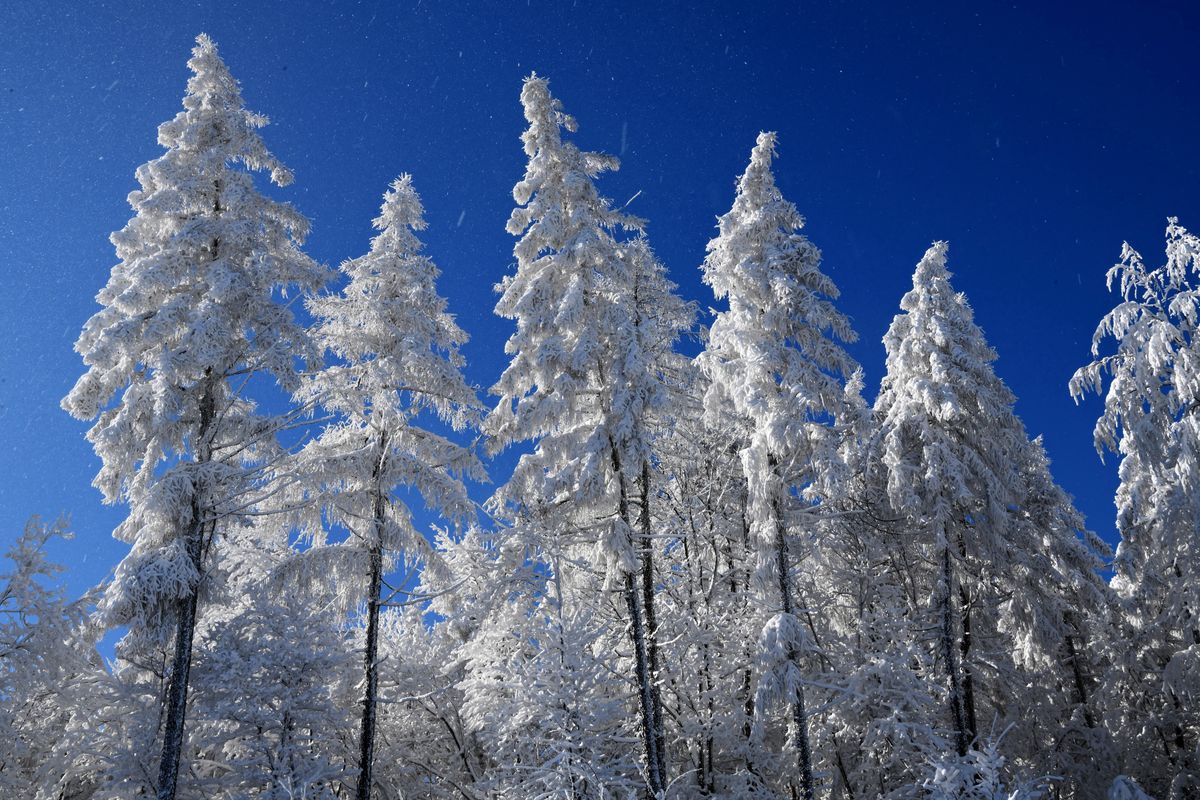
772,496 -> 815,800
959,584 -> 978,745
681,501 -> 715,796
156,562 -> 201,800
1064,632 -> 1095,729
639,459 -> 668,786
939,542 -> 970,757
355,541 -> 383,800
738,503 -> 756,753
626,574 -> 664,798
356,436 -> 389,800
156,374 -> 216,800
955,533 -> 977,745
613,446 -> 663,798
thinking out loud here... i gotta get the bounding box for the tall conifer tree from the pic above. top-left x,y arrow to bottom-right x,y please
484,74 -> 681,796
697,132 -> 859,800
876,243 -> 1111,784
61,35 -> 327,800
1072,219 -> 1200,798
289,174 -> 482,800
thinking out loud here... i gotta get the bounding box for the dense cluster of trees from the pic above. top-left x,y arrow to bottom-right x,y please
2,34 -> 1197,800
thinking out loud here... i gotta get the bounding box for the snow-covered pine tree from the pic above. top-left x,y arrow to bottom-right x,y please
1071,218 -> 1200,798
696,131 -> 860,800
61,34 -> 328,800
288,174 -> 482,800
370,545 -> 495,798
1006,435 -> 1117,797
875,242 -> 1112,790
919,733 -> 1047,800
459,551 -> 645,800
483,74 -> 683,796
874,241 -> 1023,758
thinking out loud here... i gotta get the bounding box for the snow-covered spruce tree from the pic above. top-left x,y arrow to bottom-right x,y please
1108,776 -> 1158,800
874,243 -> 1112,788
420,523 -> 570,797
460,554 -> 645,800
1007,436 -> 1117,797
61,34 -> 328,800
919,733 -> 1047,800
1071,218 -> 1200,799
696,131 -> 859,800
163,515 -> 358,800
46,642 -> 165,799
483,74 -> 684,796
287,174 -> 482,800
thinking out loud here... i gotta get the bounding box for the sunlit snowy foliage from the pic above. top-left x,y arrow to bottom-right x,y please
6,31 -> 1192,800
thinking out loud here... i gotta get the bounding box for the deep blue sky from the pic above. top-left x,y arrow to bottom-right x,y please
3,1 -> 1198,601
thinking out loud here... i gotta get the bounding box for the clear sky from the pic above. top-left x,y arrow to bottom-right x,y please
2,0 -> 1198,602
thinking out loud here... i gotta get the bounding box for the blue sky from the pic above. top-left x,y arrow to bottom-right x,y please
2,0 -> 1198,601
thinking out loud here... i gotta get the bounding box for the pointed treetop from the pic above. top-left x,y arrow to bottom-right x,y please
378,173 -> 426,229
906,240 -> 953,308
736,130 -> 802,224
182,33 -> 244,118
508,73 -> 627,230
754,129 -> 778,154
736,130 -> 787,206
159,33 -> 293,186
703,131 -> 815,304
516,72 -> 578,162
366,173 -> 428,257
890,242 -> 997,373
883,240 -> 1003,407
62,32 -> 327,502
877,242 -> 1022,522
698,129 -> 859,484
486,72 -> 647,505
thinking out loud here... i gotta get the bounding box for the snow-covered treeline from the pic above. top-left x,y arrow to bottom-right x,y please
3,34 -> 1196,800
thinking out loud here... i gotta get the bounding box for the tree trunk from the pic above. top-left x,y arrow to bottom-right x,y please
613,447 -> 663,798
356,436 -> 389,800
355,541 -> 383,800
156,374 -> 216,800
938,541 -> 970,757
625,575 -> 664,798
1063,631 -> 1095,729
959,584 -> 978,745
738,503 -> 756,755
955,532 -> 977,745
772,496 -> 815,800
681,501 -> 714,796
156,559 -> 201,800
639,459 -> 668,786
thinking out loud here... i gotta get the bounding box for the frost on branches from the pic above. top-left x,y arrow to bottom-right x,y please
0,517 -> 96,798
480,73 -> 690,797
23,33 -> 1196,800
287,173 -> 482,800
697,131 -> 859,800
1072,218 -> 1200,798
874,242 -> 1112,792
60,33 -> 328,800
